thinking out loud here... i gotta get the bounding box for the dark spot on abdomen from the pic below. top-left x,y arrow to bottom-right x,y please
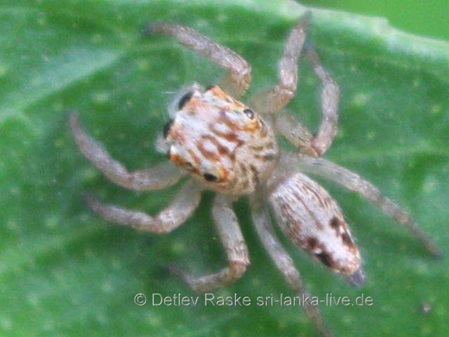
315,252 -> 333,268
330,217 -> 340,229
341,232 -> 354,247
307,237 -> 318,249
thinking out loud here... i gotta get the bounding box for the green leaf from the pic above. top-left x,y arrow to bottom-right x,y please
1,1 -> 448,337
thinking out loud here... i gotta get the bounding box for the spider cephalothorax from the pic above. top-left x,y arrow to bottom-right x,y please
70,13 -> 440,337
164,84 -> 278,195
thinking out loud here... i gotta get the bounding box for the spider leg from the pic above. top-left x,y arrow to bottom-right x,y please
69,112 -> 185,191
271,45 -> 340,158
250,191 -> 334,337
295,155 -> 442,258
170,194 -> 249,293
306,46 -> 340,157
85,179 -> 201,233
249,13 -> 310,114
144,23 -> 251,98
273,110 -> 317,157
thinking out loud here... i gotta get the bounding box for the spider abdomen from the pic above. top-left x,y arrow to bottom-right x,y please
269,172 -> 361,277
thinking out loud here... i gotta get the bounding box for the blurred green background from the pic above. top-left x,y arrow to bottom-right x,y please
300,0 -> 449,40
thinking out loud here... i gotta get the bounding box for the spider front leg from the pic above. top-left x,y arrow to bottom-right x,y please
250,191 -> 334,337
86,179 -> 202,233
273,110 -> 316,157
272,46 -> 340,157
69,112 -> 185,191
171,194 -> 249,293
249,14 -> 309,114
144,23 -> 251,98
295,155 -> 442,258
251,13 -> 339,157
306,46 -> 340,156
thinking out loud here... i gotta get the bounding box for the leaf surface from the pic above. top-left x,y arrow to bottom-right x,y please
1,1 -> 448,336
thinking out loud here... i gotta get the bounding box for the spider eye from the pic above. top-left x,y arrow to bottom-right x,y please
178,91 -> 193,109
205,84 -> 217,91
163,119 -> 174,138
243,108 -> 254,119
167,146 -> 171,159
203,173 -> 218,182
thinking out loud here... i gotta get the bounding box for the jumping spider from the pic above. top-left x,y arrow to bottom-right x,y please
69,13 -> 440,337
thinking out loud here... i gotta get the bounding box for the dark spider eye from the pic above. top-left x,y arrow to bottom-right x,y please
166,145 -> 171,158
163,119 -> 174,138
243,108 -> 254,119
178,91 -> 193,109
205,84 -> 217,91
203,173 -> 218,182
